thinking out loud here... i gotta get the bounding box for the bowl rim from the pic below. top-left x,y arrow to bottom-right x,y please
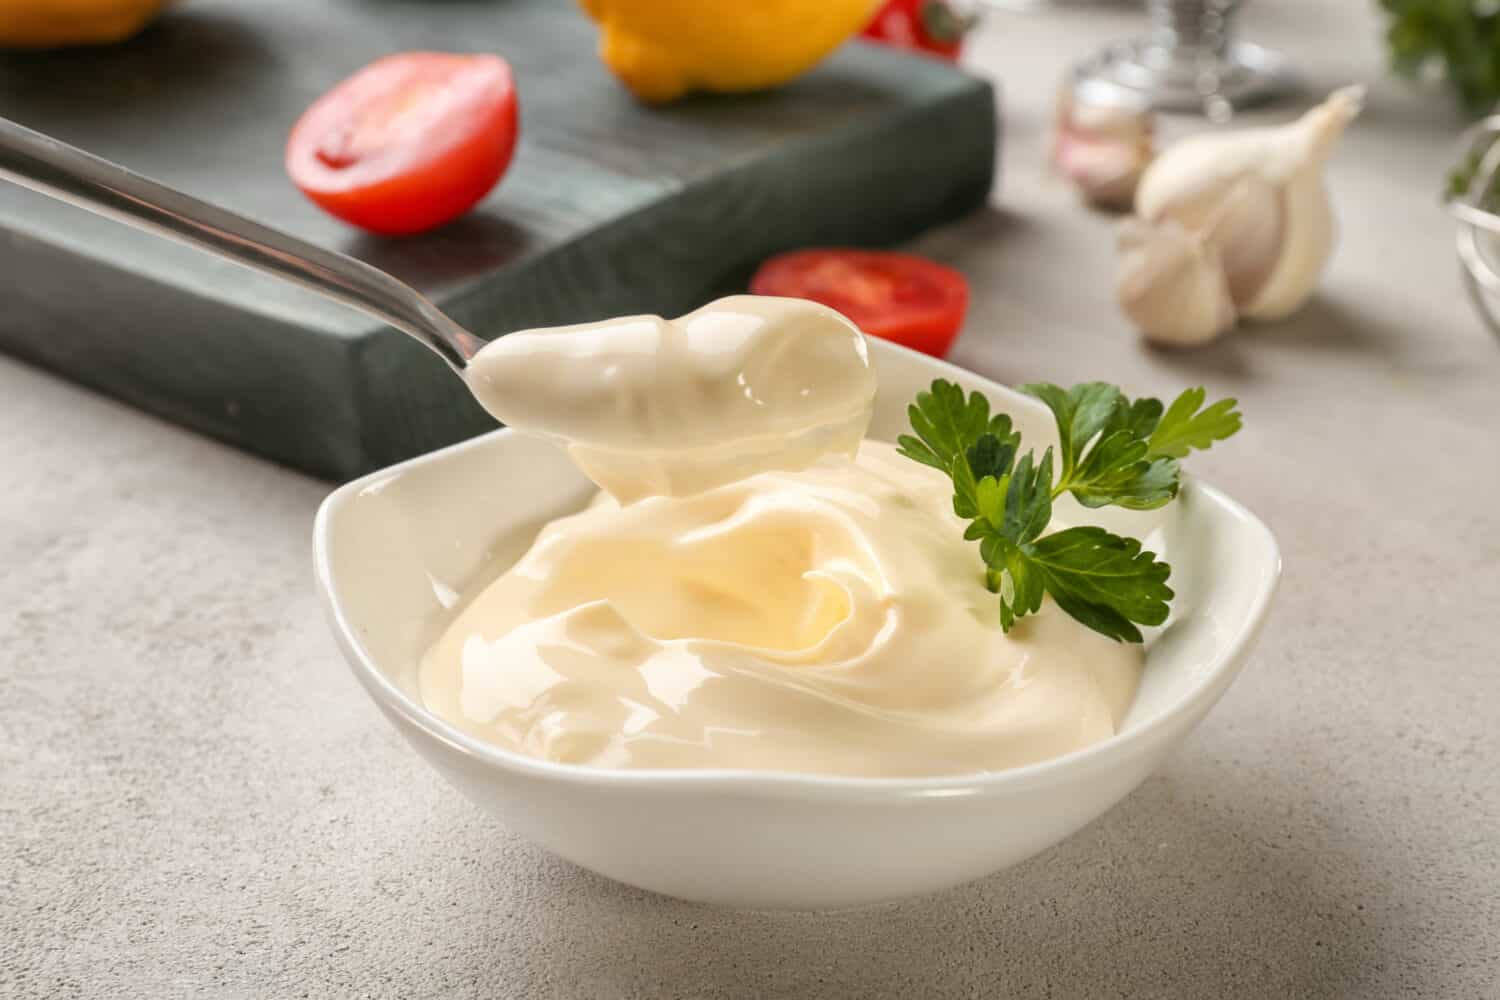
313,342 -> 1281,803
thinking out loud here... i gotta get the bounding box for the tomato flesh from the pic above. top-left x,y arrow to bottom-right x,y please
860,0 -> 968,62
287,53 -> 518,235
751,249 -> 969,357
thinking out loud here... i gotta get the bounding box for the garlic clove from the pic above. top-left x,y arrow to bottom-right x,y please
1237,160 -> 1332,321
1052,82 -> 1154,211
1202,174 -> 1285,308
1265,84 -> 1365,183
1054,129 -> 1153,211
1240,86 -> 1364,320
1130,85 -> 1364,324
1116,216 -> 1237,346
1136,86 -> 1364,221
1134,127 -> 1271,228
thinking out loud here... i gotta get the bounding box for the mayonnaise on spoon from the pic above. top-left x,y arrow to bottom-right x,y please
465,295 -> 877,502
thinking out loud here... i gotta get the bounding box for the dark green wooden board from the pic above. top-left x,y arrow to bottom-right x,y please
0,0 -> 996,480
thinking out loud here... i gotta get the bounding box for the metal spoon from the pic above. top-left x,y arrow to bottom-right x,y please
0,115 -> 487,375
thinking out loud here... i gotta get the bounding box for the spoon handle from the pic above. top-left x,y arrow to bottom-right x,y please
0,116 -> 483,372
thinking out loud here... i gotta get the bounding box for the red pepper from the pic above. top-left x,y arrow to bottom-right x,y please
860,0 -> 973,62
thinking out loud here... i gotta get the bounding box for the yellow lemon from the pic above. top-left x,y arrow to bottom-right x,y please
578,0 -> 880,103
0,0 -> 170,48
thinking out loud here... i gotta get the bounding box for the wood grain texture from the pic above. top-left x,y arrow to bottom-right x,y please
0,0 -> 996,479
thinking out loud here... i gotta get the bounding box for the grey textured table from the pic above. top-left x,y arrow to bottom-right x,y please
4,1 -> 1497,997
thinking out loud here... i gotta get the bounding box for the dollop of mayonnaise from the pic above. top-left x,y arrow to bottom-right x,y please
466,296 -> 877,503
422,296 -> 1141,777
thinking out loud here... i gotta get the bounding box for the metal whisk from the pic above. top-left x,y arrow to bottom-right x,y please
1449,116 -> 1500,340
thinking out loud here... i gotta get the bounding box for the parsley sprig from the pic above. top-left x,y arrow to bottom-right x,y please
897,380 -> 1241,643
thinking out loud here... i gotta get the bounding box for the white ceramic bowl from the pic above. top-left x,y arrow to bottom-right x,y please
313,340 -> 1280,910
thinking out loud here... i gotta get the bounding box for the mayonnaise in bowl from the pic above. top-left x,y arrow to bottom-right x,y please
415,296 -> 1142,778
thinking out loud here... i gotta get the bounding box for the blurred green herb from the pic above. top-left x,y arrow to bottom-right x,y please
1382,0 -> 1500,118
1448,146 -> 1485,201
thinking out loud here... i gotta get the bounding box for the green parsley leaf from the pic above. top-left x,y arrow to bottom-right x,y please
897,380 -> 1008,474
955,447 -> 1051,636
1019,382 -> 1122,485
898,377 -> 1241,643
965,420 -> 1019,481
975,474 -> 1005,527
1110,396 -> 1166,440
1106,458 -> 1180,511
996,539 -> 1044,631
1146,387 -> 1243,460
1023,527 -> 1174,643
1000,448 -> 1053,545
1066,430 -> 1150,509
951,447 -> 980,519
1022,382 -> 1240,512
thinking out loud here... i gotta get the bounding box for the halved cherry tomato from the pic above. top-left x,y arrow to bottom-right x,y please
860,0 -> 973,62
750,249 -> 970,357
287,52 -> 518,235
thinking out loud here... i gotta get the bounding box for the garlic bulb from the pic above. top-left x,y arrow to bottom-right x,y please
1119,85 -> 1364,342
1052,81 -> 1154,211
1117,217 -> 1235,345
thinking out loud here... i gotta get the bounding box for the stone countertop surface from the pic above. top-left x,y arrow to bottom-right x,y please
4,1 -> 1497,997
